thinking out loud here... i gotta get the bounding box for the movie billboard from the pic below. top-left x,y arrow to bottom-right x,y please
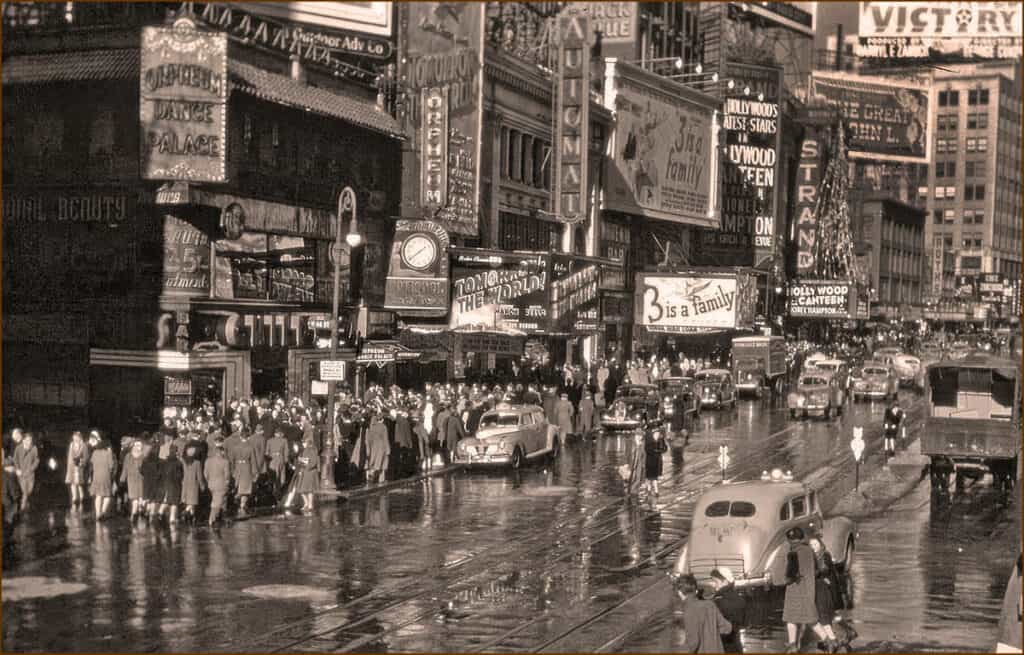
858,2 -> 1022,60
636,271 -> 757,332
449,250 -> 548,334
787,280 -> 859,319
810,72 -> 931,163
604,60 -> 720,229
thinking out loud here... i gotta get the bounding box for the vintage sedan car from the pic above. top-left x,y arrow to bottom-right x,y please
657,376 -> 701,422
850,361 -> 899,401
787,371 -> 844,419
802,351 -> 829,372
453,403 -> 557,469
673,469 -> 857,594
695,369 -> 737,410
892,354 -> 923,388
600,384 -> 661,431
812,359 -> 851,392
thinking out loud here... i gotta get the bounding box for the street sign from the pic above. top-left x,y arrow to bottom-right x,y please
319,360 -> 347,381
851,426 -> 865,462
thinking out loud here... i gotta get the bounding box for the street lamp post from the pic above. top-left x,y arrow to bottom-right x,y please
322,187 -> 361,490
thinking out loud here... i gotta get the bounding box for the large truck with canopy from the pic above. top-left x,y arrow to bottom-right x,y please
731,335 -> 787,397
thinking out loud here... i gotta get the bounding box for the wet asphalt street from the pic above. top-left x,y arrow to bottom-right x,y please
3,390 -> 1018,653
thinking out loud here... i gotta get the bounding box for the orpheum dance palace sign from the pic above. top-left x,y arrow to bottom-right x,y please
140,17 -> 228,182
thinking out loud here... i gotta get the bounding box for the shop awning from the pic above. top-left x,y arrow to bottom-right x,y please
3,50 -> 405,140
2,48 -> 140,84
227,60 -> 404,140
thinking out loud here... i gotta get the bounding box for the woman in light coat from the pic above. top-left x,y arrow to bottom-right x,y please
88,434 -> 116,519
120,439 -> 147,521
65,431 -> 90,507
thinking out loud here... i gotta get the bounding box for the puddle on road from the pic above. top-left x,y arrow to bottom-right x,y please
241,584 -> 337,604
2,576 -> 89,602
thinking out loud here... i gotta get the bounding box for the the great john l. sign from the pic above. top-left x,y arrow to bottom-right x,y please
140,17 -> 228,182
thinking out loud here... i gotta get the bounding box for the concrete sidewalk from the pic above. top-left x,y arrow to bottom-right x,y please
316,463 -> 463,501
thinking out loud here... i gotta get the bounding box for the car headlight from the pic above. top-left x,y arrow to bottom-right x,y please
797,396 -> 806,406
498,439 -> 508,452
457,441 -> 467,453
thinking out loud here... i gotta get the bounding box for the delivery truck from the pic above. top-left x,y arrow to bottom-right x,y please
732,335 -> 788,398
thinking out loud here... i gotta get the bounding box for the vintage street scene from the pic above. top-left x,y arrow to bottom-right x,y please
2,2 -> 1021,653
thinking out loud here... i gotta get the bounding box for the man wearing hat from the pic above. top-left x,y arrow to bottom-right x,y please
226,426 -> 258,516
708,567 -> 746,653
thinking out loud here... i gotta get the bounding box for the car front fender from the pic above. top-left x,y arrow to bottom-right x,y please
821,516 -> 856,565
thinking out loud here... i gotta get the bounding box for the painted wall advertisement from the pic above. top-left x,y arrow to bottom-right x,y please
636,271 -> 757,331
787,280 -> 858,319
604,60 -> 720,228
553,10 -> 590,224
140,16 -> 228,182
810,72 -> 930,163
400,2 -> 485,236
705,61 -> 783,269
384,219 -> 450,316
549,254 -> 600,334
857,2 -> 1022,59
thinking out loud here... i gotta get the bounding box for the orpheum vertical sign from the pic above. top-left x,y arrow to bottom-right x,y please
400,3 -> 485,236
140,16 -> 228,182
554,10 -> 590,224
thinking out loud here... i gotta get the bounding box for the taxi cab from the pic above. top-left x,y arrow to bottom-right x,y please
673,469 -> 857,595
454,403 -> 558,469
787,371 -> 844,419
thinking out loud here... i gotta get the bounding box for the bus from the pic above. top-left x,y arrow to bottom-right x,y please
921,353 -> 1021,494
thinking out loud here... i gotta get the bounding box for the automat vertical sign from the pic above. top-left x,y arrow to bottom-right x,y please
554,10 -> 590,223
140,16 -> 228,182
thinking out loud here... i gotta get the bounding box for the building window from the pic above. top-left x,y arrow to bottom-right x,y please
933,209 -> 943,224
967,112 -> 989,129
974,184 -> 985,200
976,137 -> 988,152
935,161 -> 956,178
966,138 -> 976,152
499,212 -> 562,252
943,209 -> 956,222
965,161 -> 977,177
964,209 -> 975,224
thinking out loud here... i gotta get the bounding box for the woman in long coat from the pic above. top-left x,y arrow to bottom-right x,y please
294,436 -> 319,511
227,431 -> 258,516
181,443 -> 206,523
120,439 -> 147,521
783,527 -> 832,652
644,428 -> 667,497
365,413 -> 391,484
159,444 -> 184,523
65,430 -> 90,507
88,435 -> 116,519
577,393 -> 595,436
204,443 -> 230,526
624,429 -> 646,498
140,441 -> 163,518
555,393 -> 575,441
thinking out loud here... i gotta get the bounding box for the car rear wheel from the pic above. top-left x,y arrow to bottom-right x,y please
511,447 -> 524,470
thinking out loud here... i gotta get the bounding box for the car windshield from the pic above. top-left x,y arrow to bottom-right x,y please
863,367 -> 887,376
695,372 -> 723,382
704,500 -> 757,518
816,363 -> 838,372
479,414 -> 520,429
661,380 -> 692,393
801,377 -> 827,387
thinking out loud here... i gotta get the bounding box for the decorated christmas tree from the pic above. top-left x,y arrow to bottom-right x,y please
813,124 -> 860,282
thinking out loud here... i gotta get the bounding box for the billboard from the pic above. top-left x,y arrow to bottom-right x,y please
731,2 -> 816,37
810,72 -> 930,163
636,270 -> 758,331
449,250 -> 549,334
978,273 -> 1006,303
549,254 -> 601,334
794,127 -> 826,274
604,59 -> 720,229
400,2 -> 485,236
235,2 -> 394,36
384,219 -> 450,316
858,2 -> 1022,59
787,280 -> 859,319
955,274 -> 977,299
578,2 -> 637,55
714,61 -> 784,269
140,16 -> 228,183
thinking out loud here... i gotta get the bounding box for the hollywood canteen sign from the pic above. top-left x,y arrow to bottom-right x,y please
553,8 -> 590,224
810,72 -> 931,163
140,16 -> 228,182
708,61 -> 783,269
400,2 -> 485,237
604,60 -> 720,229
636,271 -> 757,331
787,280 -> 858,319
383,219 -> 450,317
857,1 -> 1022,60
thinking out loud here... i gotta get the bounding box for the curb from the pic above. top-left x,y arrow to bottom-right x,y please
316,464 -> 463,501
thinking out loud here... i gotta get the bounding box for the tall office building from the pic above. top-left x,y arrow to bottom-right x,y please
924,61 -> 1022,296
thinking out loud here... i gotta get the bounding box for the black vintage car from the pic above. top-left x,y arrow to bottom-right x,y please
600,384 -> 661,431
657,376 -> 701,423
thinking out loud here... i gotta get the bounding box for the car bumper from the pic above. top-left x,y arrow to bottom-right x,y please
699,397 -> 722,407
736,382 -> 760,391
601,416 -> 642,429
789,403 -> 828,412
853,387 -> 888,397
456,452 -> 512,466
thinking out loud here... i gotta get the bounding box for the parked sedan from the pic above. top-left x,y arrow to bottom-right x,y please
673,469 -> 856,596
454,403 -> 558,469
787,371 -> 844,419
695,369 -> 737,410
850,362 -> 899,401
600,384 -> 661,431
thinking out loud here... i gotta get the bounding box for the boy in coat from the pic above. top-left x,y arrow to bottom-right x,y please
675,574 -> 733,653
